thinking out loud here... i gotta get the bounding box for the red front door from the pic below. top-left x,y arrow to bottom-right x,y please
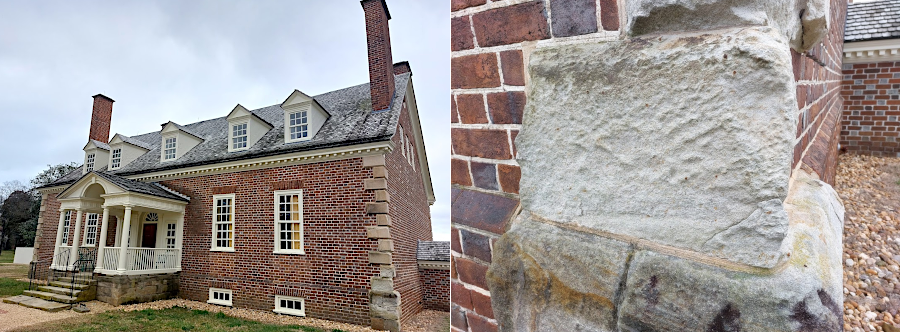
142,224 -> 157,248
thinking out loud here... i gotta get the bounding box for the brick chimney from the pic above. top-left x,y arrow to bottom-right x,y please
393,61 -> 411,75
361,0 -> 395,112
89,94 -> 114,142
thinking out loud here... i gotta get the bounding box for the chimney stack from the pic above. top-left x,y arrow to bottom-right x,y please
361,0 -> 395,112
89,94 -> 114,143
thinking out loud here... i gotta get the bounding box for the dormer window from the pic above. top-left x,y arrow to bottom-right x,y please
288,110 -> 308,141
232,123 -> 248,150
85,154 -> 95,172
164,137 -> 177,160
110,148 -> 122,169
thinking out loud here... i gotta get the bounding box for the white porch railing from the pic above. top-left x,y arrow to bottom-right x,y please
103,247 -> 121,271
123,248 -> 180,271
52,246 -> 72,267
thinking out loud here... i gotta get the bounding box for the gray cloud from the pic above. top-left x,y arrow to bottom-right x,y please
0,0 -> 450,240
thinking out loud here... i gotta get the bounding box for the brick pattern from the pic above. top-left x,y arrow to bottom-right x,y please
419,268 -> 449,311
792,0 -> 847,185
840,60 -> 900,157
362,0 -> 396,112
386,99 -> 434,326
89,94 -> 114,143
451,0 -> 619,196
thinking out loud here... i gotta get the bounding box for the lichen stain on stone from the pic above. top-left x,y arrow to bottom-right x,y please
788,291 -> 842,332
706,303 -> 741,332
641,275 -> 660,306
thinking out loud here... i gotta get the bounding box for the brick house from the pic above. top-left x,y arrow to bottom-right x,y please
840,0 -> 900,157
23,1 -> 446,331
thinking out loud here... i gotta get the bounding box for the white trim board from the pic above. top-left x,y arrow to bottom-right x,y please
843,38 -> 900,64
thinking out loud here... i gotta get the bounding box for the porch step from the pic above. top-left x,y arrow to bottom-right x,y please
49,281 -> 91,290
22,290 -> 79,304
3,295 -> 71,312
38,285 -> 82,297
51,277 -> 96,286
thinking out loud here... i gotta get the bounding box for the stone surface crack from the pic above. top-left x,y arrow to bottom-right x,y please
612,245 -> 636,329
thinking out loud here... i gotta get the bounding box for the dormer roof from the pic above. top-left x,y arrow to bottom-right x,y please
161,121 -> 205,140
110,134 -> 153,151
83,139 -> 110,151
226,104 -> 274,128
280,90 -> 331,116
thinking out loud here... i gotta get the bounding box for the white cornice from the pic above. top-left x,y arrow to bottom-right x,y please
843,38 -> 900,64
417,260 -> 450,270
129,141 -> 393,182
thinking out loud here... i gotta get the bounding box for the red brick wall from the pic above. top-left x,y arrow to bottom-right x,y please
362,0 -> 396,112
34,193 -> 62,273
792,0 -> 847,185
159,159 -> 379,325
386,97 -> 434,323
840,60 -> 900,157
450,1 -> 619,331
89,95 -> 114,143
419,268 -> 449,311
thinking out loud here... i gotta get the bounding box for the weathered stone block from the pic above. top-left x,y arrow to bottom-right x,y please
377,239 -> 394,252
519,27 -> 798,268
372,166 -> 388,179
366,226 -> 391,239
364,178 -> 387,190
379,265 -> 396,278
369,251 -> 392,265
376,214 -> 392,227
488,216 -> 632,331
374,190 -> 390,202
365,202 -> 389,214
362,155 -> 386,168
371,277 -> 395,295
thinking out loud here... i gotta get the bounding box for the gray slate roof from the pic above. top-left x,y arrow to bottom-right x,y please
417,241 -> 450,262
118,135 -> 153,150
43,73 -> 410,189
90,140 -> 110,151
92,171 -> 189,202
845,0 -> 900,42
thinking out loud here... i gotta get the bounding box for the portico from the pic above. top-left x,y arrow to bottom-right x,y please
50,172 -> 189,275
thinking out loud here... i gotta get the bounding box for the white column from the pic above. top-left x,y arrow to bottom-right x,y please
114,214 -> 123,247
175,213 -> 184,269
117,206 -> 133,272
68,209 -> 83,269
51,209 -> 66,268
96,207 -> 110,271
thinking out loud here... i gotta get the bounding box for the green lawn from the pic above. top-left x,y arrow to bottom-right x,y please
0,277 -> 29,297
0,249 -> 14,263
12,307 -> 348,332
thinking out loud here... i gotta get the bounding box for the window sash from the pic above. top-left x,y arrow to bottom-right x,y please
212,194 -> 234,250
83,213 -> 98,246
110,149 -> 121,169
61,211 -> 71,244
288,111 -> 308,140
164,137 -> 177,160
208,288 -> 233,306
86,154 -> 95,172
232,123 -> 248,149
274,190 -> 303,253
274,295 -> 305,316
165,223 -> 176,249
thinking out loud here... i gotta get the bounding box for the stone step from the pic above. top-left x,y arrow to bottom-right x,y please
22,290 -> 80,304
3,295 -> 71,312
38,285 -> 82,297
51,277 -> 96,285
49,281 -> 91,290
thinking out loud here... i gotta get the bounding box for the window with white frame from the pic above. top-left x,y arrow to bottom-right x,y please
61,211 -> 71,244
287,110 -> 308,141
165,223 -> 176,249
164,137 -> 177,160
274,190 -> 303,254
85,154 -> 95,172
110,148 -> 122,169
231,123 -> 248,150
83,213 -> 99,246
208,288 -> 233,306
399,126 -> 406,159
212,194 -> 235,251
274,295 -> 305,316
146,212 -> 159,222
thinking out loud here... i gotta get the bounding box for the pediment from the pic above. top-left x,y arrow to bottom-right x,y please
57,173 -> 126,200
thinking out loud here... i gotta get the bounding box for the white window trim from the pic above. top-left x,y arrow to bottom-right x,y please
207,288 -> 233,306
211,193 -> 236,252
82,213 -> 99,247
61,211 -> 71,244
228,121 -> 250,152
273,295 -> 306,316
85,153 -> 95,172
273,189 -> 304,255
284,109 -> 311,143
165,223 -> 177,249
110,148 -> 122,170
162,135 -> 178,162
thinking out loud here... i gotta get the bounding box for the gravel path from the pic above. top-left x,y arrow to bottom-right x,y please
0,300 -> 114,332
836,154 -> 900,332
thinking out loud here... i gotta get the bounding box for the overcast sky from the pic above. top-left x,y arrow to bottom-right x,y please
0,1 -> 450,240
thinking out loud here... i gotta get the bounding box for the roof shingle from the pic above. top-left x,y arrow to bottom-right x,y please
845,0 -> 900,42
